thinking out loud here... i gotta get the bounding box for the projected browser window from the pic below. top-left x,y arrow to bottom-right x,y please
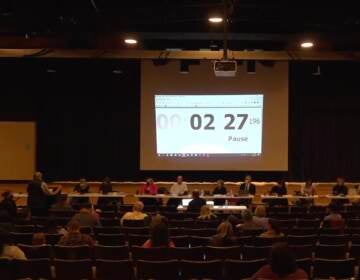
155,94 -> 263,157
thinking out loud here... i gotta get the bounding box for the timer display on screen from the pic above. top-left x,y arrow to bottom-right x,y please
155,94 -> 263,157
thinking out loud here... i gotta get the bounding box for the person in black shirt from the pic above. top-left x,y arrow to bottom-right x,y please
187,190 -> 206,213
71,178 -> 90,206
0,191 -> 17,222
27,172 -> 62,216
98,177 -> 118,209
213,180 -> 227,195
332,177 -> 348,196
332,177 -> 348,205
239,175 -> 256,195
213,179 -> 227,205
267,180 -> 288,206
270,180 -> 287,196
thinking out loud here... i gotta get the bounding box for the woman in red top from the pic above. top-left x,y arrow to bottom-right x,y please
138,178 -> 158,195
142,218 -> 175,248
252,243 -> 308,280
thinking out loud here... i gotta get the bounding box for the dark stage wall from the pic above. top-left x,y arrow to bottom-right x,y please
1,59 -> 360,181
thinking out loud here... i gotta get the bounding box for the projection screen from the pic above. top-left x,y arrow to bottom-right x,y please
140,60 -> 288,171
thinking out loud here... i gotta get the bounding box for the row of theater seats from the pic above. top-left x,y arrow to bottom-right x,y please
14,243 -> 360,261
0,253 -> 358,279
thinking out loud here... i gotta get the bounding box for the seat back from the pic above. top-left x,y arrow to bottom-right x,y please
205,246 -> 241,260
173,246 -> 205,260
180,260 -> 223,279
289,245 -> 314,259
242,245 -> 271,260
189,236 -> 211,247
137,259 -> 179,280
54,259 -> 93,280
313,258 -> 355,279
171,235 -> 189,247
131,246 -> 172,261
18,244 -> 52,259
224,259 -> 267,280
315,244 -> 348,259
54,245 -> 92,259
287,234 -> 317,246
96,259 -> 134,280
13,258 -> 52,280
94,245 -> 129,260
10,232 -> 33,245
97,233 -> 125,246
319,234 -> 349,245
127,234 -> 149,247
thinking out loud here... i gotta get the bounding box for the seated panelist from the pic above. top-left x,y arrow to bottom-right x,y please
239,175 -> 256,195
138,178 -> 158,195
332,177 -> 348,196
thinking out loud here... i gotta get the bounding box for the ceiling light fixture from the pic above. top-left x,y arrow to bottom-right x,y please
301,41 -> 314,48
208,17 -> 223,23
124,38 -> 138,45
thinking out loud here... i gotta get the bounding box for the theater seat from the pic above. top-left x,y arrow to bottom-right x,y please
131,246 -> 173,261
96,233 -> 126,246
137,259 -> 179,280
315,244 -> 348,259
54,259 -> 93,280
224,259 -> 267,280
242,245 -> 271,260
18,244 -> 52,259
13,258 -> 52,280
313,258 -> 356,279
54,245 -> 92,260
205,246 -> 242,260
94,245 -> 129,260
96,259 -> 134,280
180,260 -> 223,279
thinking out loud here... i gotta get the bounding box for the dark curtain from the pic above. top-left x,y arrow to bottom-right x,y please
1,59 -> 360,181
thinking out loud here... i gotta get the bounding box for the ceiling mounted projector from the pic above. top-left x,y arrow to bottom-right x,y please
213,60 -> 237,77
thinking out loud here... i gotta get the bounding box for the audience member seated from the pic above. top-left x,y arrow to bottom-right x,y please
51,194 -> 72,211
58,220 -> 95,246
198,205 -> 217,220
259,219 -> 284,238
0,191 -> 17,222
0,229 -> 26,260
323,202 -> 345,230
251,243 -> 308,280
187,190 -> 206,213
253,206 -> 269,230
45,218 -> 68,235
239,175 -> 256,195
32,232 -> 47,245
237,210 -> 264,230
121,201 -> 149,226
210,221 -> 236,247
69,203 -> 100,228
71,178 -> 90,205
212,179 -> 227,205
142,218 -> 175,248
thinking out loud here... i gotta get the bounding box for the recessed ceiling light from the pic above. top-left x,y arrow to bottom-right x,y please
208,17 -> 223,23
124,38 -> 138,45
301,41 -> 314,48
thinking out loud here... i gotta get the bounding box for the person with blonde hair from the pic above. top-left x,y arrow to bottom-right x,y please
198,205 -> 217,220
253,205 -> 269,229
121,201 -> 149,225
210,221 -> 236,246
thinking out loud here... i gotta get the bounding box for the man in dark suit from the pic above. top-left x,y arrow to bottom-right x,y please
187,190 -> 206,213
239,175 -> 256,195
